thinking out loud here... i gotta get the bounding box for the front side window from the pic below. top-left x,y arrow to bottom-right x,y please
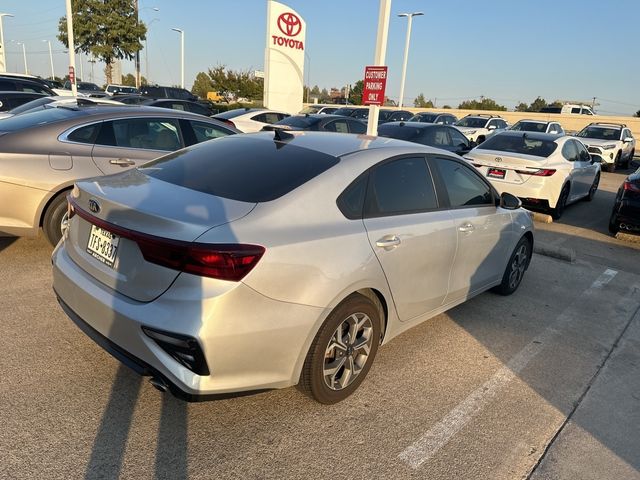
102,118 -> 182,151
433,158 -> 493,207
448,127 -> 469,147
423,127 -> 452,147
190,121 -> 232,143
576,141 -> 590,162
347,120 -> 366,134
324,120 -> 349,133
365,157 -> 438,216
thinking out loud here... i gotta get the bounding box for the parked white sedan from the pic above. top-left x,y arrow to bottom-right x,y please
212,107 -> 290,132
465,131 -> 601,219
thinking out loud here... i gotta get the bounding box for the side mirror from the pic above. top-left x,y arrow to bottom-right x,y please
590,154 -> 603,164
500,192 -> 522,210
549,130 -> 558,135
624,137 -> 634,143
487,125 -> 496,130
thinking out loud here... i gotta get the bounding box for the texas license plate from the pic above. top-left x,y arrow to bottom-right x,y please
86,224 -> 120,268
487,168 -> 506,179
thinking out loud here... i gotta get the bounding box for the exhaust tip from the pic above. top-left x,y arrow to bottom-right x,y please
149,377 -> 168,393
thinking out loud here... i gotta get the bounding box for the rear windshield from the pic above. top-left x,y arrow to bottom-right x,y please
510,121 -> 547,133
333,108 -> 355,116
9,96 -> 55,114
142,136 -> 340,202
377,125 -> 423,142
456,117 -> 488,128
214,108 -> 261,120
275,116 -> 321,128
0,107 -> 77,132
477,134 -> 558,157
576,127 -> 621,141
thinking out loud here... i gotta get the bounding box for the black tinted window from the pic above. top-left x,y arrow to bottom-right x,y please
347,120 -> 366,134
377,124 -> 423,142
324,120 -> 349,133
366,157 -> 437,216
68,123 -> 100,144
433,158 -> 493,207
276,116 -> 320,128
0,80 -> 16,91
99,118 -> 182,151
143,136 -> 339,202
477,134 -> 558,158
337,174 -> 368,219
189,121 -> 232,142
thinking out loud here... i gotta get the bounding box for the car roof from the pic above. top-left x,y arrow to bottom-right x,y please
246,130 -> 433,158
379,121 -> 441,130
514,119 -> 549,124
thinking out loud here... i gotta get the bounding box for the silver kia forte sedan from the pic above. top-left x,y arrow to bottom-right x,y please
52,131 -> 534,404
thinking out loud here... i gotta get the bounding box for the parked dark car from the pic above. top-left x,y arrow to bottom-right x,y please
0,76 -> 55,96
609,167 -> 640,235
378,122 -> 475,156
63,81 -> 109,98
262,114 -> 366,134
113,94 -> 147,105
140,85 -> 198,102
139,98 -> 216,117
409,112 -> 458,125
333,107 -> 412,124
0,91 -> 48,111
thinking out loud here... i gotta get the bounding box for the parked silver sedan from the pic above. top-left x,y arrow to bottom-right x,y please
53,131 -> 534,404
0,105 -> 239,245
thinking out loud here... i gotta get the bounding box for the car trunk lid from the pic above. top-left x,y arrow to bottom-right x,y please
465,150 -> 552,185
65,169 -> 256,302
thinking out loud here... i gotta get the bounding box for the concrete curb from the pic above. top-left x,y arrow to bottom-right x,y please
533,241 -> 576,263
615,232 -> 640,243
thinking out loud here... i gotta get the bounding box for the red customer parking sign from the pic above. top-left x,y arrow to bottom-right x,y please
362,66 -> 388,106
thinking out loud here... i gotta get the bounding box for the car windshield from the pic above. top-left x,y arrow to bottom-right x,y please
142,136 -> 339,202
299,106 -> 321,114
275,116 -> 321,128
378,111 -> 392,121
0,107 -> 77,132
477,134 -> 558,157
410,113 -> 438,123
333,108 -> 355,116
456,117 -> 489,128
510,121 -> 548,133
576,127 -> 621,141
377,125 -> 423,142
8,96 -> 56,114
78,82 -> 101,91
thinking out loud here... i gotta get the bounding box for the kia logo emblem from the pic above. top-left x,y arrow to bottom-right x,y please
88,199 -> 100,214
277,12 -> 302,37
495,157 -> 503,162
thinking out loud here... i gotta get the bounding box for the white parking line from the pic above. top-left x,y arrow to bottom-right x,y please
398,268 -> 619,469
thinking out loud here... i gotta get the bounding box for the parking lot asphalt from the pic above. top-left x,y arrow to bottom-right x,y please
1,169 -> 639,480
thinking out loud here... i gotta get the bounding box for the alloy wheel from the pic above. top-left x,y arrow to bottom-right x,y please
508,243 -> 529,290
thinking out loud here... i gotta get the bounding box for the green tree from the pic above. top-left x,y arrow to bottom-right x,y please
121,73 -> 147,87
442,105 -> 452,109
206,65 -> 263,102
191,71 -> 214,98
348,80 -> 363,105
414,93 -> 434,108
319,88 -> 330,103
635,110 -> 640,118
515,102 -> 529,112
58,0 -> 146,85
310,85 -> 321,97
528,96 -> 547,112
458,97 -> 507,111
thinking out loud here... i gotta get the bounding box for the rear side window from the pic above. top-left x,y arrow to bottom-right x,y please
0,80 -> 16,91
337,174 -> 368,219
432,158 -> 493,207
143,136 -> 339,202
99,118 -> 182,151
365,157 -> 438,216
561,140 -> 579,162
67,123 -> 100,144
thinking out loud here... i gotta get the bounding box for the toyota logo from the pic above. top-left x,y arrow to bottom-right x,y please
277,12 -> 302,37
495,157 -> 503,163
88,199 -> 100,214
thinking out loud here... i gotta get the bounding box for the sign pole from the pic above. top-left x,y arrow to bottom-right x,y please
367,0 -> 391,136
65,0 -> 78,96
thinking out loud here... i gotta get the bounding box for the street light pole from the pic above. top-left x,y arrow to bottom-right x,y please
0,13 -> 14,73
397,12 -> 423,109
42,40 -> 54,79
15,42 -> 27,74
171,28 -> 184,88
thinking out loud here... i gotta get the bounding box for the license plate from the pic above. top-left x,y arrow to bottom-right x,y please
86,224 -> 120,268
487,168 -> 506,179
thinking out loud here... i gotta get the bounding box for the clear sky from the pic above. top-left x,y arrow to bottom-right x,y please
2,0 -> 639,115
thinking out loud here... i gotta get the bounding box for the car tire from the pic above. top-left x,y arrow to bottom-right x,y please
492,236 -> 532,296
614,151 -> 622,169
300,293 -> 381,404
585,173 -> 600,202
608,210 -> 620,235
42,191 -> 70,247
551,184 -> 570,220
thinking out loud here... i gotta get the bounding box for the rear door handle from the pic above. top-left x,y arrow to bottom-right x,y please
110,158 -> 136,167
458,222 -> 475,233
376,235 -> 401,249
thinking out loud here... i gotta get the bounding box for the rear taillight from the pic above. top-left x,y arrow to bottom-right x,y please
135,237 -> 265,281
71,199 -> 264,281
515,169 -> 556,177
623,181 -> 640,193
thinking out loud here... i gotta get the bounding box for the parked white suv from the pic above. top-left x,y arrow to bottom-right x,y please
575,123 -> 635,171
455,115 -> 508,143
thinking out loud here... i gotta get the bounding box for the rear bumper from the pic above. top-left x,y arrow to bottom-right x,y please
612,199 -> 640,229
52,242 -> 327,399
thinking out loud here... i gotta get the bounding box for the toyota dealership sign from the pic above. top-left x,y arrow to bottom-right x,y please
264,1 -> 306,113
